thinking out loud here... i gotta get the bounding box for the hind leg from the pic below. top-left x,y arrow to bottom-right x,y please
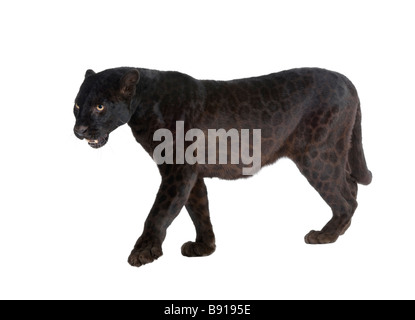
181,177 -> 216,257
295,151 -> 358,244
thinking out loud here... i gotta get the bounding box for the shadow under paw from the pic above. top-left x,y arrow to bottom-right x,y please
304,230 -> 339,244
181,241 -> 216,257
128,244 -> 163,268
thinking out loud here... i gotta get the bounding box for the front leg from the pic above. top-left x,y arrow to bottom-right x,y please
128,165 -> 198,268
182,177 -> 216,257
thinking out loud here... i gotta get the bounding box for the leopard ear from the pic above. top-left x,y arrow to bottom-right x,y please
120,69 -> 140,98
85,69 -> 96,78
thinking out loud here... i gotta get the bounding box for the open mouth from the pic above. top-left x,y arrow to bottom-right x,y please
86,134 -> 109,149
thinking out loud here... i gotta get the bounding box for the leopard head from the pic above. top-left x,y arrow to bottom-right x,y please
73,68 -> 140,148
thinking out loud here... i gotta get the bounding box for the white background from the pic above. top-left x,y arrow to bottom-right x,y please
0,0 -> 414,300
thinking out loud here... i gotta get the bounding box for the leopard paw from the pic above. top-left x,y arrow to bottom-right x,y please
181,241 -> 216,257
128,242 -> 163,267
304,230 -> 339,244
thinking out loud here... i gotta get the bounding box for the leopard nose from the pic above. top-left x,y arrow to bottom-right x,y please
74,125 -> 88,139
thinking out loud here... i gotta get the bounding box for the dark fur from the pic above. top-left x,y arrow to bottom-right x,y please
73,67 -> 372,267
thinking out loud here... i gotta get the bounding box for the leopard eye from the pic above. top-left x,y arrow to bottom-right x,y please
75,104 -> 80,109
96,104 -> 105,111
